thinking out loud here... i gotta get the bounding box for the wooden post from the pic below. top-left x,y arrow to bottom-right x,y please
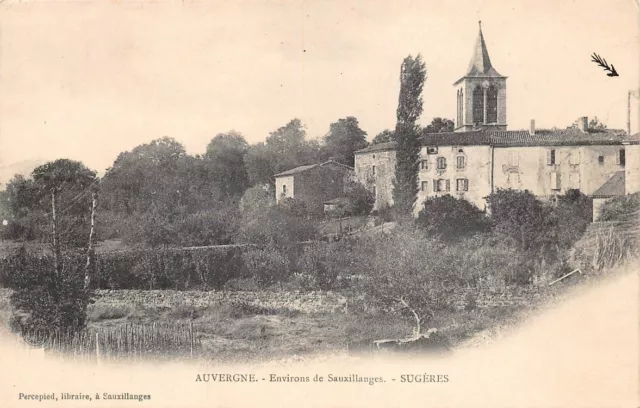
189,321 -> 194,358
51,188 -> 62,279
84,192 -> 98,289
96,332 -> 101,366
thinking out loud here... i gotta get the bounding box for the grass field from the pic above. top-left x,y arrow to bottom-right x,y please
0,288 -> 530,362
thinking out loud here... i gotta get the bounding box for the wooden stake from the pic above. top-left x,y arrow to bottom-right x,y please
51,189 -> 62,279
84,192 -> 98,289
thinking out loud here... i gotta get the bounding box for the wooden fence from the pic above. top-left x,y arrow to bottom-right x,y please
17,322 -> 201,362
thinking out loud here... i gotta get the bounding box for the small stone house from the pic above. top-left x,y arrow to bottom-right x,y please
274,160 -> 354,214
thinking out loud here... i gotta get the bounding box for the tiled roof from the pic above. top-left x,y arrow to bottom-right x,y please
324,196 -> 350,205
488,129 -> 629,147
592,171 -> 625,197
274,160 -> 353,177
356,129 -> 633,153
355,141 -> 397,154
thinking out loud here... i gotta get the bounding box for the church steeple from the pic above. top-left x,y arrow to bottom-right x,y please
454,22 -> 508,132
456,21 -> 505,82
466,21 -> 502,77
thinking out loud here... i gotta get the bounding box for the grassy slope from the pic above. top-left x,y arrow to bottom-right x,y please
0,287 -> 528,363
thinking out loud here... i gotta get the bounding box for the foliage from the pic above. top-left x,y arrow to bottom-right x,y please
371,129 -> 394,145
242,246 -> 291,288
354,228 -> 462,336
416,195 -> 488,241
598,192 -> 640,223
239,185 -> 274,215
549,189 -> 593,249
343,180 -> 375,216
393,54 -> 427,217
297,242 -> 353,290
486,189 -> 547,251
244,118 -> 328,186
423,117 -> 455,133
567,116 -> 608,132
3,160 -> 98,247
204,131 -> 250,199
99,137 -> 238,247
236,204 -> 316,247
323,117 -> 368,166
277,197 -> 308,218
8,247 -> 93,333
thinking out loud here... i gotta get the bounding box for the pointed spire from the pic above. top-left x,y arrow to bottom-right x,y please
467,21 -> 494,75
453,21 -> 506,85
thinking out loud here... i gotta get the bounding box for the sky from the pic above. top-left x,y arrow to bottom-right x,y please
0,0 -> 639,177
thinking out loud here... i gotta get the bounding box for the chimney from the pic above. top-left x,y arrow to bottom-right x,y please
529,119 -> 536,136
577,116 -> 589,133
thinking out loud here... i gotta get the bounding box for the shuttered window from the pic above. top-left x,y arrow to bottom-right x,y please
550,172 -> 561,190
456,178 -> 469,192
546,149 -> 556,165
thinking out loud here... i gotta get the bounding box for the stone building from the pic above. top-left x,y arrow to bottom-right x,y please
354,22 -> 640,216
274,160 -> 354,213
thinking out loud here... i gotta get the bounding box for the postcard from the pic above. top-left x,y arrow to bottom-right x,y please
0,1 -> 638,407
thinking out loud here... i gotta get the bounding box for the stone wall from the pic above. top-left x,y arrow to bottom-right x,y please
0,287 -> 551,315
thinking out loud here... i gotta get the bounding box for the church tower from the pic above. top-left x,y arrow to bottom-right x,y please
454,22 -> 507,132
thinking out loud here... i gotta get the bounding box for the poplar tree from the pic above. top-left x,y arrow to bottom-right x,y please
392,54 -> 427,216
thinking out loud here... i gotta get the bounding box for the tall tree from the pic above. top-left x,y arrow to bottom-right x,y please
205,131 -> 249,198
323,117 -> 368,166
424,117 -> 454,133
244,118 -> 328,186
4,159 -> 98,247
392,54 -> 427,216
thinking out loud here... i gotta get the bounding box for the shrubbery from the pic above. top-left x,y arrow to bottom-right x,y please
8,247 -> 93,334
416,195 -> 488,240
598,192 -> 640,223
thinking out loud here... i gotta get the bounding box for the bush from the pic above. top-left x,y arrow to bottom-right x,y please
242,246 -> 291,288
8,247 -> 93,334
344,180 -> 375,216
487,189 -> 547,251
237,205 -> 316,246
416,195 -> 488,241
598,192 -> 640,223
549,189 -> 593,249
297,243 -> 342,290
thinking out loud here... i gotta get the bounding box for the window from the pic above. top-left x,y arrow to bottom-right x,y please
420,160 -> 429,170
473,86 -> 484,124
421,181 -> 429,191
618,149 -> 626,166
372,186 -> 376,197
457,89 -> 464,127
433,179 -> 450,192
456,155 -> 466,169
427,147 -> 438,155
547,149 -> 556,165
569,172 -> 580,189
282,185 -> 287,195
456,178 -> 469,192
598,155 -> 604,164
372,165 -> 376,176
508,151 -> 519,166
486,85 -> 498,123
437,157 -> 447,170
569,151 -> 580,165
550,172 -> 560,190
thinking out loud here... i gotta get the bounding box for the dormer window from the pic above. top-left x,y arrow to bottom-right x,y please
427,147 -> 438,155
